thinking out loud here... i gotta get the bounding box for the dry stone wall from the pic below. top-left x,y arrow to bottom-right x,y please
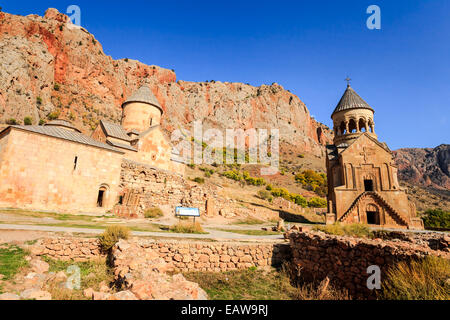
288,231 -> 450,299
32,238 -> 104,261
115,159 -> 219,217
33,237 -> 291,272
115,159 -> 280,221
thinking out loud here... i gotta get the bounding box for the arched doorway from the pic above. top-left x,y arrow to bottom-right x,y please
97,184 -> 109,208
366,203 -> 380,225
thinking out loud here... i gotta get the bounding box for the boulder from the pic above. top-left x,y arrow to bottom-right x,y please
20,289 -> 52,300
30,259 -> 50,274
0,293 -> 20,300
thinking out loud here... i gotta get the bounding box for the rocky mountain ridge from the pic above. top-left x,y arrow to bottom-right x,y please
393,144 -> 450,191
0,8 -> 332,157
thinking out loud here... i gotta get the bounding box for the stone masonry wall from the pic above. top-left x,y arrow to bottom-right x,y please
115,159 -> 280,221
33,237 -> 291,272
288,231 -> 450,299
114,159 -> 219,217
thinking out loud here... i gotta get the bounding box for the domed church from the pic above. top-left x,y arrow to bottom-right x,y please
325,83 -> 423,229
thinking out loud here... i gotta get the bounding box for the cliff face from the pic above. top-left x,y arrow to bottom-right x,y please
393,144 -> 450,191
0,8 -> 332,157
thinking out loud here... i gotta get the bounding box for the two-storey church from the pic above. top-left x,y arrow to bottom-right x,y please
325,84 -> 423,229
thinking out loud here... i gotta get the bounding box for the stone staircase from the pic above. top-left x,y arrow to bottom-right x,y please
339,191 -> 409,226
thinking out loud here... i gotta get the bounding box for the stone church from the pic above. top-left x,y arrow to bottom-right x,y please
325,84 -> 423,229
0,85 -> 186,214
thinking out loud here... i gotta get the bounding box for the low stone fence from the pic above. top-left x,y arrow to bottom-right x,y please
32,238 -> 104,261
288,231 -> 450,299
33,237 -> 291,272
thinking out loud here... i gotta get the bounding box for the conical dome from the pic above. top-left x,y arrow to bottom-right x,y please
122,85 -> 163,114
332,85 -> 374,117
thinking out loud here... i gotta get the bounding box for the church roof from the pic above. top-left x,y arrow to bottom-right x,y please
4,125 -> 123,153
332,85 -> 374,116
100,120 -> 132,142
121,85 -> 163,113
44,119 -> 81,133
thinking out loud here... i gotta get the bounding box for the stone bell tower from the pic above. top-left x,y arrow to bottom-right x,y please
332,82 -> 377,146
325,82 -> 423,230
121,85 -> 163,133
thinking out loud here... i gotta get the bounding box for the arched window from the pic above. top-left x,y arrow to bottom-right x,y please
348,119 -> 357,133
97,184 -> 109,208
366,204 -> 380,225
359,118 -> 366,132
340,121 -> 346,135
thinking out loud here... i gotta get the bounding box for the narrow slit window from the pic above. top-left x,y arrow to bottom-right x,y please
74,156 -> 78,170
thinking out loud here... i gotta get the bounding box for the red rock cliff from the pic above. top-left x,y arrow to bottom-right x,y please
0,8 -> 332,156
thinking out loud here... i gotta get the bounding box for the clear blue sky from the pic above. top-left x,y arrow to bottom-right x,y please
3,0 -> 449,149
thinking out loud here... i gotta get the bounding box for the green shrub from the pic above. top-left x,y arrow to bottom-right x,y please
291,194 -> 307,207
39,119 -> 45,125
257,189 -> 273,202
265,184 -> 273,191
193,177 -> 205,184
53,83 -> 60,91
308,197 -> 327,208
379,256 -> 450,300
421,209 -> 450,230
98,226 -> 130,251
271,187 -> 290,199
36,97 -> 42,105
295,170 -> 327,196
24,117 -> 32,125
5,118 -> 17,125
144,207 -> 164,219
47,111 -> 60,120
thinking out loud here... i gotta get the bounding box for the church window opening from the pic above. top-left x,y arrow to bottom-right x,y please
340,121 -> 346,135
364,179 -> 374,191
97,185 -> 108,207
349,119 -> 357,133
359,119 -> 366,132
367,211 -> 379,224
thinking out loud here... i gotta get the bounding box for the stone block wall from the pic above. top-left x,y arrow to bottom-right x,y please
33,237 -> 291,272
32,238 -> 105,261
115,159 -> 280,221
119,240 -> 291,272
115,159 -> 219,217
0,128 -> 123,213
288,231 -> 449,299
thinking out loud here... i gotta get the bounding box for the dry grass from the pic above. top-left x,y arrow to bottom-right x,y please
233,217 -> 265,225
313,223 -> 372,238
379,256 -> 450,300
184,265 -> 349,300
169,221 -> 207,234
98,225 -> 130,251
297,277 -> 350,300
143,207 -> 164,219
42,257 -> 114,300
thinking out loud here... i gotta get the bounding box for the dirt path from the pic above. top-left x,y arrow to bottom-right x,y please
0,224 -> 284,242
